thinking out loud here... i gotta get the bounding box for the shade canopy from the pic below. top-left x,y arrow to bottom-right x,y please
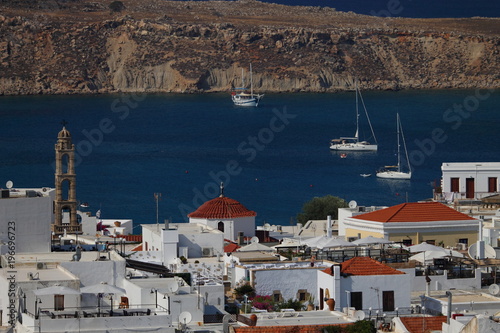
409,250 -> 464,263
80,282 -> 126,295
237,242 -> 274,252
408,242 -> 447,253
352,236 -> 393,246
319,237 -> 356,249
34,286 -> 80,296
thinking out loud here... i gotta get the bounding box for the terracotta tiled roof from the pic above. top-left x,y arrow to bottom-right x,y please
131,244 -> 142,251
399,316 -> 447,333
352,202 -> 475,223
321,257 -> 405,276
224,242 -> 240,253
188,195 -> 256,219
234,323 -> 351,333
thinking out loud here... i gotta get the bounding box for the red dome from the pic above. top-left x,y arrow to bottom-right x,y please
188,196 -> 256,219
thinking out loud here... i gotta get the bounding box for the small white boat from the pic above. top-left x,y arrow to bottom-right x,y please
330,82 -> 378,151
376,113 -> 412,180
360,173 -> 372,177
231,64 -> 264,107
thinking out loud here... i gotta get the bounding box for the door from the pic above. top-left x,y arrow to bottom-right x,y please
488,177 -> 497,193
450,177 -> 459,192
319,288 -> 324,310
382,291 -> 394,312
466,178 -> 475,199
54,294 -> 64,311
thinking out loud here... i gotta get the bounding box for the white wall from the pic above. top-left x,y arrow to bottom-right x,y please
190,216 -> 255,242
441,162 -> 500,199
253,268 -> 319,305
0,194 -> 53,253
178,232 -> 223,258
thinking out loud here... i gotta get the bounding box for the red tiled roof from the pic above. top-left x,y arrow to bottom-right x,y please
188,195 -> 256,219
322,257 -> 405,276
224,243 -> 240,253
400,316 -> 447,333
234,323 -> 352,333
131,244 -> 142,251
352,202 -> 475,223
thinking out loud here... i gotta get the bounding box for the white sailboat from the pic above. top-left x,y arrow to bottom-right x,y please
231,64 -> 264,107
329,82 -> 378,151
376,113 -> 412,179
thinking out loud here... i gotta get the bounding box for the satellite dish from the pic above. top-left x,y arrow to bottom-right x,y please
468,243 -> 496,259
348,200 -> 357,209
167,281 -> 179,293
488,284 -> 500,296
250,236 -> 259,244
354,310 -> 366,321
179,311 -> 192,325
6,180 -> 13,189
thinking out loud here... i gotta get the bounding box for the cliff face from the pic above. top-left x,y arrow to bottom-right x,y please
0,0 -> 498,95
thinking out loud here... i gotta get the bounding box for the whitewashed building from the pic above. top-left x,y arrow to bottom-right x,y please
0,186 -> 55,254
318,257 -> 411,314
187,186 -> 256,243
441,162 -> 500,201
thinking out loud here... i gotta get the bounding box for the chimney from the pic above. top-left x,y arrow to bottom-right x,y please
327,215 -> 332,238
237,232 -> 244,245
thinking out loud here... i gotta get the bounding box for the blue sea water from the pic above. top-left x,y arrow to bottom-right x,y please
0,89 -> 499,230
175,0 -> 500,18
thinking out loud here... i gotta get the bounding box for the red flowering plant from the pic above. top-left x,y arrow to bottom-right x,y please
250,295 -> 275,312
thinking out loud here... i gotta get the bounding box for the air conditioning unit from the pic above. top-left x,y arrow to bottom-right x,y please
202,247 -> 213,257
36,262 -> 47,270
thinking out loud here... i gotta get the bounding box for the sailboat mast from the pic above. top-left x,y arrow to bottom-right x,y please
355,82 -> 359,140
397,113 -> 401,173
250,63 -> 253,97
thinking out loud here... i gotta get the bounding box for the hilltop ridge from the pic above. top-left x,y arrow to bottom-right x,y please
0,0 -> 498,95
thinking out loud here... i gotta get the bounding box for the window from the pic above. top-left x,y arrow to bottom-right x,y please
402,239 -> 412,246
382,291 -> 394,312
350,292 -> 363,310
217,221 -> 224,232
458,238 -> 468,245
54,294 -> 64,311
297,289 -> 307,302
426,240 -> 436,245
273,291 -> 282,303
450,178 -> 459,192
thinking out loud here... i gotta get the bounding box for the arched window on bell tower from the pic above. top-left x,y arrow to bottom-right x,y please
218,221 -> 224,232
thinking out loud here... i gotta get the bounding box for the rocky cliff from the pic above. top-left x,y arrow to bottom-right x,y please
0,0 -> 498,95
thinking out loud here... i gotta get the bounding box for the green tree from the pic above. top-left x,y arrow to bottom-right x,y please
296,195 -> 348,225
234,284 -> 255,298
109,1 -> 125,12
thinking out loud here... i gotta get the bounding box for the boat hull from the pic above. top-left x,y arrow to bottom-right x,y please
232,94 -> 263,107
376,171 -> 411,179
330,143 -> 378,151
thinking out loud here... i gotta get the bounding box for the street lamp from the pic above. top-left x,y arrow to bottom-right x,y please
368,307 -> 372,320
51,232 -> 55,251
395,307 -> 399,317
151,288 -> 158,308
243,294 -> 249,313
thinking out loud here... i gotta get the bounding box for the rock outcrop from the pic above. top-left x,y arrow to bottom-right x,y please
0,0 -> 498,95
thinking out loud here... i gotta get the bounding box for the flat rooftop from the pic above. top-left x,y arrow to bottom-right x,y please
1,265 -> 78,283
247,310 -> 355,327
141,222 -> 222,236
7,250 -> 124,264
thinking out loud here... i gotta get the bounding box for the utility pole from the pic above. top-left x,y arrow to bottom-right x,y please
154,193 -> 161,231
